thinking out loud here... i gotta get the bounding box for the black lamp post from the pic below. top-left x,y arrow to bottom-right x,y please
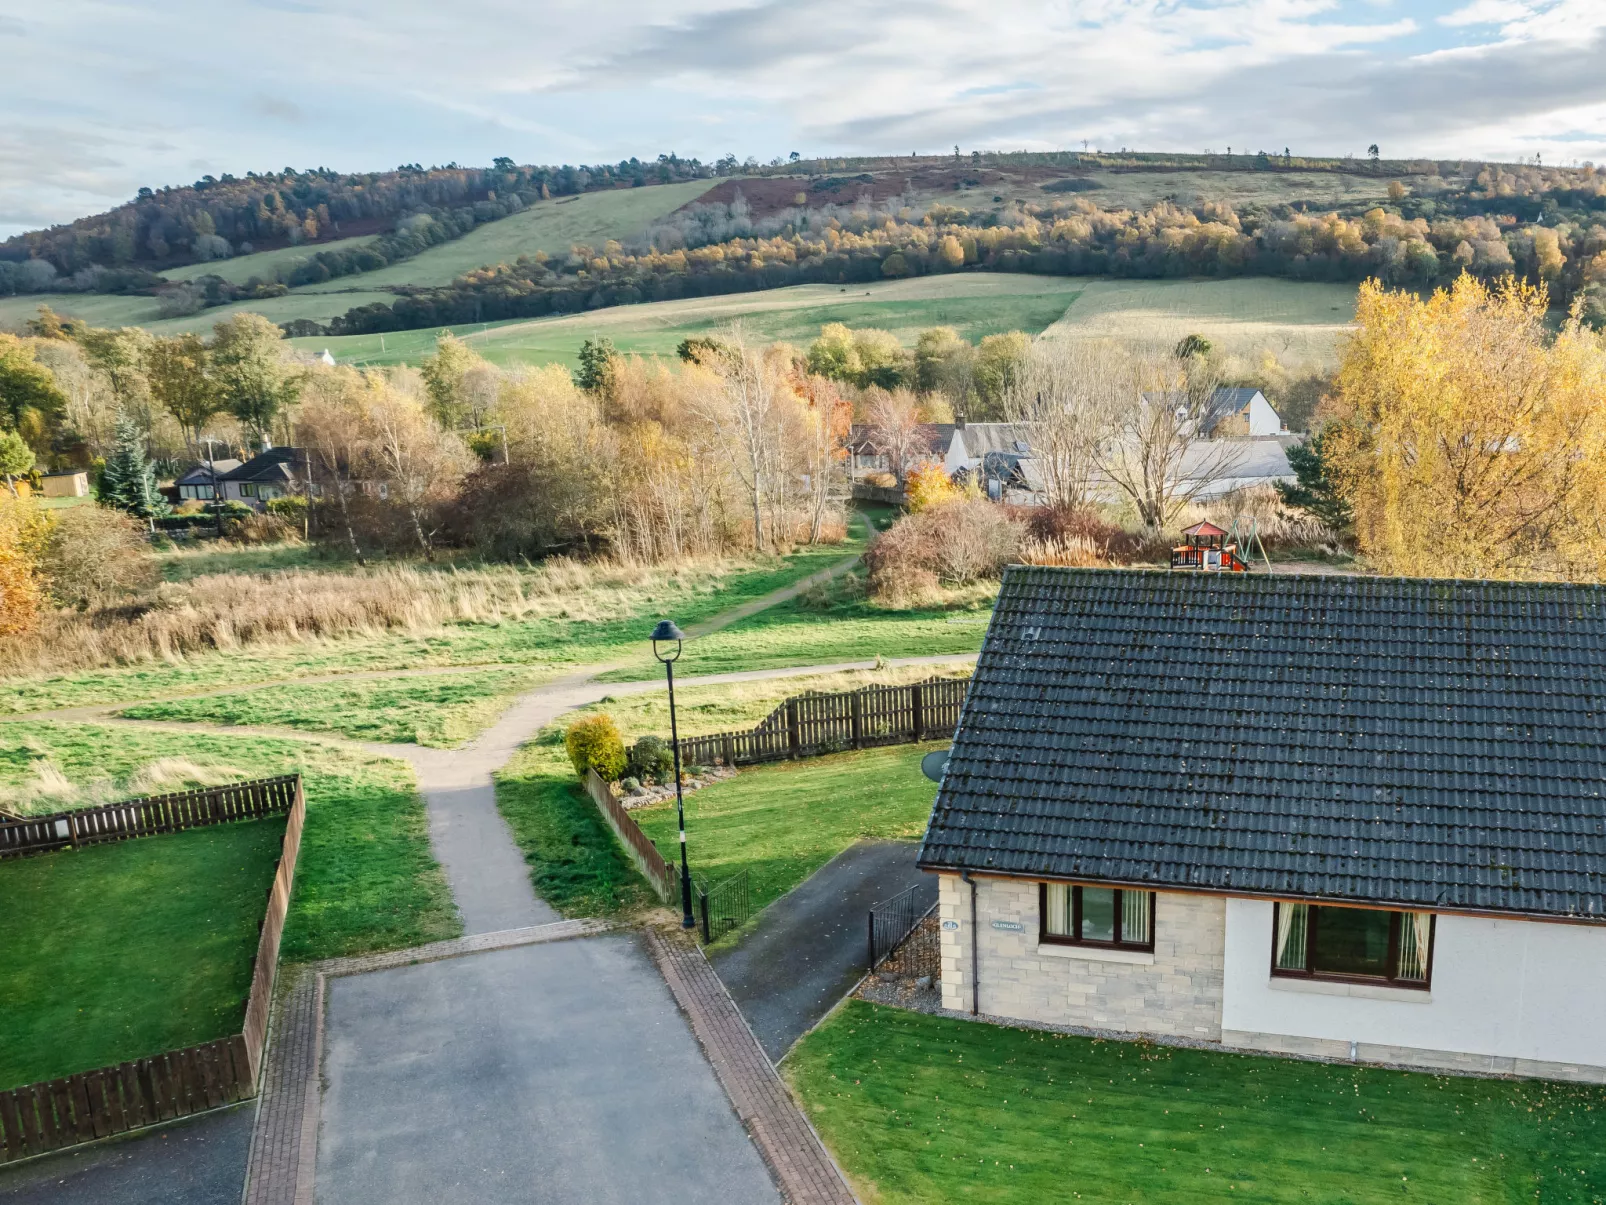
651,619 -> 695,929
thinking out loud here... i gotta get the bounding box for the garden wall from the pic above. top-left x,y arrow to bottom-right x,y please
0,776 -> 305,1164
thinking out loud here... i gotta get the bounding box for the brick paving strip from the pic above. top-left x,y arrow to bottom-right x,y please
646,929 -> 860,1205
241,918 -> 611,1205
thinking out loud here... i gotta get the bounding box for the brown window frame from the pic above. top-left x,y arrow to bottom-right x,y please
1270,902 -> 1435,991
1038,883 -> 1156,952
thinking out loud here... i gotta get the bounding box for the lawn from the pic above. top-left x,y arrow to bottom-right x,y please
595,577 -> 991,683
0,816 -> 286,1089
116,667 -> 543,747
789,1001 -> 1606,1205
494,670 -> 959,920
0,535 -> 862,715
633,743 -> 940,917
0,722 -> 459,962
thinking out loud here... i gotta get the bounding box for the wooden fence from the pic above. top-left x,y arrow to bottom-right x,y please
0,777 -> 305,1164
586,769 -> 677,905
673,676 -> 969,768
0,775 -> 300,859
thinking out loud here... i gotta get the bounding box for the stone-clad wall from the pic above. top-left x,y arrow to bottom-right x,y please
938,873 -> 1226,1039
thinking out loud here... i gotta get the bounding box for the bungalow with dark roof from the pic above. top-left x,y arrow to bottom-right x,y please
217,447 -> 308,510
919,566 -> 1606,1083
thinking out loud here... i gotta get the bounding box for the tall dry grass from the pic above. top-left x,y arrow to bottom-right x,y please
0,754 -> 250,817
0,556 -> 738,680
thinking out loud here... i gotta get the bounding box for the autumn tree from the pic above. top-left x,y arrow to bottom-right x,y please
362,384 -> 473,559
0,431 -> 34,497
692,327 -> 797,552
211,313 -> 299,445
0,492 -> 47,636
862,387 -> 927,486
1324,276 -> 1606,579
970,331 -> 1032,418
0,336 -> 68,444
146,332 -> 220,451
296,366 -> 372,562
914,326 -> 974,399
1003,339 -> 1115,511
420,334 -> 491,430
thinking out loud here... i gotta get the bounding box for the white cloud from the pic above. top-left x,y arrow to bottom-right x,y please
0,0 -> 1604,237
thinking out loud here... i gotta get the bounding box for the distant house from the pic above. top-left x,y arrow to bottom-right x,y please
175,459 -> 242,502
847,423 -> 958,479
217,448 -> 309,509
1204,387 -> 1284,438
39,470 -> 90,499
922,568 -> 1606,1083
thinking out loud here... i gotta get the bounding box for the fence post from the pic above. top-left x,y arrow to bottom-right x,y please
787,700 -> 801,759
868,911 -> 876,972
911,683 -> 925,742
722,733 -> 736,767
851,692 -> 864,750
699,886 -> 711,944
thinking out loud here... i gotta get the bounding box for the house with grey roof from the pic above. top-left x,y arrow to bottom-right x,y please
217,447 -> 309,510
919,566 -> 1606,1083
1204,387 -> 1284,437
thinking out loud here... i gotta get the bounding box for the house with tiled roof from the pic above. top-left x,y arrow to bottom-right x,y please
919,566 -> 1606,1083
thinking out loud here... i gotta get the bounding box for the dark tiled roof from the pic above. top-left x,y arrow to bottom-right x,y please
176,459 -> 240,485
220,448 -> 306,484
919,567 -> 1606,921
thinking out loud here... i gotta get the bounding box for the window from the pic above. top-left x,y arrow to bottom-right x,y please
178,484 -> 214,500
1040,883 -> 1154,950
1271,903 -> 1433,989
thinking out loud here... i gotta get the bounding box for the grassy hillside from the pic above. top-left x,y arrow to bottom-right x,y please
0,180 -> 715,336
162,235 -> 378,285
289,273 -> 1356,370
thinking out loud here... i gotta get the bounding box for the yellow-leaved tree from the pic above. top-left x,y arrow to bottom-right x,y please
1326,275 -> 1606,580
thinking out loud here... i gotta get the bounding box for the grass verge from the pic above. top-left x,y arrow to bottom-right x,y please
789,1001 -> 1606,1204
633,743 -> 939,917
117,667 -> 544,747
0,817 -> 286,1090
595,583 -> 991,683
0,722 -> 459,962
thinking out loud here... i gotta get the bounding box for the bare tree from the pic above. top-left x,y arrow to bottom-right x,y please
296,366 -> 371,563
363,384 -> 474,559
862,387 -> 928,486
688,325 -> 791,552
1002,341 -> 1116,511
1090,344 -> 1247,531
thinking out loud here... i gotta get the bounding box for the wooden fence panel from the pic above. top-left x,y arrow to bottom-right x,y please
0,1036 -> 254,1164
0,775 -> 298,860
654,676 -> 971,772
240,777 -> 304,1087
584,770 -> 676,903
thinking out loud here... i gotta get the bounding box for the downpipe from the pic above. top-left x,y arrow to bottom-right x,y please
962,870 -> 979,1016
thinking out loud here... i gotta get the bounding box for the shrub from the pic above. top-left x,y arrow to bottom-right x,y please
904,461 -> 964,512
266,495 -> 309,522
619,776 -> 641,793
865,497 -> 1022,604
38,504 -> 156,609
565,714 -> 626,781
224,511 -> 300,545
626,735 -> 675,784
1015,505 -> 1161,565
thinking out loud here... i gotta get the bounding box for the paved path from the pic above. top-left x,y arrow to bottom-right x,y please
319,932 -> 778,1205
0,1105 -> 253,1205
712,841 -> 935,1060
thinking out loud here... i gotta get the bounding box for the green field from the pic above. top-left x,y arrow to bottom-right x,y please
286,272 -> 1357,373
789,1002 -> 1606,1205
117,667 -> 543,747
1043,276 -> 1358,366
0,722 -> 459,962
0,287 -> 398,337
161,234 -> 377,285
0,816 -> 287,1089
633,743 -> 940,922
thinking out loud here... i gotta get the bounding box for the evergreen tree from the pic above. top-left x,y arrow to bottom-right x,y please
100,409 -> 168,519
1276,424 -> 1352,532
573,337 -> 618,398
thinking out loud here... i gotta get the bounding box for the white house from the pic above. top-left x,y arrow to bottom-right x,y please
1205,387 -> 1284,437
921,567 -> 1606,1083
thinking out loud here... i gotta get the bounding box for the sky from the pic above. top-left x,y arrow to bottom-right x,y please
1,0 -> 1604,238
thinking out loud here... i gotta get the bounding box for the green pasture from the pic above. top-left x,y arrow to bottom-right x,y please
0,816 -> 286,1089
162,234 -> 377,285
0,288 -> 396,337
117,667 -> 544,747
790,1002 -> 1606,1205
0,722 -> 458,962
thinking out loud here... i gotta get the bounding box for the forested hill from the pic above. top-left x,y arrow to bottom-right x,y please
0,154 -> 716,283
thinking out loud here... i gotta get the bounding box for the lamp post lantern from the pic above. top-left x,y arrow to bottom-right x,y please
651,619 -> 695,929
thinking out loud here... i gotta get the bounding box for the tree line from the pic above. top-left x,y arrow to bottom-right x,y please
0,153 -> 718,286
307,168 -> 1606,337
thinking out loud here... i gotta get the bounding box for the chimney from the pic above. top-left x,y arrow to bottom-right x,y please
955,414 -> 966,431
261,436 -> 273,452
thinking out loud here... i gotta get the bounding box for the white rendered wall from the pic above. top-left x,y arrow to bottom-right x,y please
1245,391 -> 1282,435
1222,898 -> 1606,1071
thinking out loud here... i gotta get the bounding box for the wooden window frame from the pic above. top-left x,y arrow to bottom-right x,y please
1270,902 -> 1434,992
1038,883 -> 1156,952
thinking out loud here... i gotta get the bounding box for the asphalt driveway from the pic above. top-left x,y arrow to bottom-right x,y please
316,932 -> 779,1205
711,839 -> 935,1060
